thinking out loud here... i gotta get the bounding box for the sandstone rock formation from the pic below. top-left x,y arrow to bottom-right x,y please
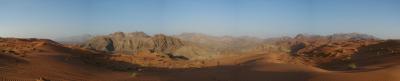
81,32 -> 183,55
81,32 -> 382,63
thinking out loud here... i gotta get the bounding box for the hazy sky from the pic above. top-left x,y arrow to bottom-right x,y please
0,0 -> 399,39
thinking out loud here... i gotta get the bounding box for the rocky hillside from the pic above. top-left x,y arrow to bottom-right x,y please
269,33 -> 383,70
0,37 -> 62,56
81,32 -> 384,64
351,40 -> 400,65
81,32 -> 183,55
175,33 -> 263,53
0,37 -> 64,68
81,32 -> 266,60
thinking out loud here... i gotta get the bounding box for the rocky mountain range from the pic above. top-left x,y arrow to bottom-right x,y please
79,32 -> 381,61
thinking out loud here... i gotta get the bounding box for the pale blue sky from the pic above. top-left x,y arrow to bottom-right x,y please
0,0 -> 399,39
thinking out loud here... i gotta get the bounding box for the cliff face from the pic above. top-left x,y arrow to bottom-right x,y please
152,34 -> 184,53
81,32 -> 183,54
82,36 -> 114,52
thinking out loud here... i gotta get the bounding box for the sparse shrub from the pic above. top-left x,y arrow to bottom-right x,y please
140,62 -> 151,67
345,56 -> 352,60
278,47 -> 291,53
319,52 -> 332,57
348,62 -> 357,69
130,71 -> 138,77
110,65 -> 132,71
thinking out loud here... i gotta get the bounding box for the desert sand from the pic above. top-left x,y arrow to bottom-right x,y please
1,33 -> 399,81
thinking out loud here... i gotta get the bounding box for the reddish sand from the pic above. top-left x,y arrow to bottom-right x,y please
3,50 -> 400,81
1,38 -> 400,81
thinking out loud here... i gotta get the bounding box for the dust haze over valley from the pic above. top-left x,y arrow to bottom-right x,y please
1,0 -> 400,81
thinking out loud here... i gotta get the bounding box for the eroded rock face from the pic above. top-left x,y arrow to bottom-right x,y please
82,36 -> 114,52
81,32 -> 183,54
152,34 -> 184,53
81,32 -> 383,63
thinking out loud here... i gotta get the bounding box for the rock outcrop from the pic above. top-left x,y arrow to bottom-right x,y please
81,32 -> 184,55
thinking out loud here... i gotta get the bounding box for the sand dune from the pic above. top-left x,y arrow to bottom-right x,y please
0,34 -> 399,81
